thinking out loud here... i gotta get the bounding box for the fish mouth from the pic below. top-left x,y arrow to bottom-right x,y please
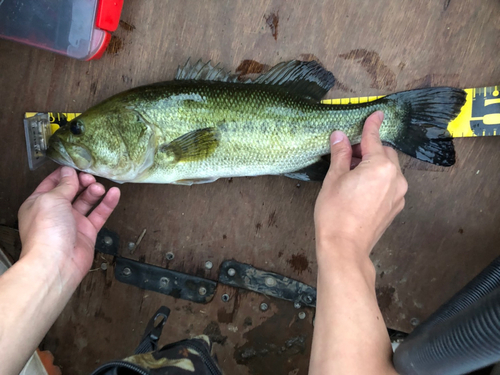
47,136 -> 77,168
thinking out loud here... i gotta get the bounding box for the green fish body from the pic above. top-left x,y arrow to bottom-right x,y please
47,60 -> 466,184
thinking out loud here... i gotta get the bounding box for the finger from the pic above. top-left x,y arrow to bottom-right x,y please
51,166 -> 80,201
384,147 -> 402,173
87,187 -> 121,231
352,144 -> 362,159
361,111 -> 385,157
350,157 -> 362,170
32,167 -> 65,195
328,131 -> 352,178
73,183 -> 105,216
77,173 -> 96,196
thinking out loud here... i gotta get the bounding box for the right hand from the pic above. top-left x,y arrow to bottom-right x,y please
314,111 -> 408,259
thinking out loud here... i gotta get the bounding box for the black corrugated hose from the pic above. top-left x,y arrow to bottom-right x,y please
393,256 -> 500,375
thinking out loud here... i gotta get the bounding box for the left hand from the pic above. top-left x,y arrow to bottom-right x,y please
18,166 -> 120,289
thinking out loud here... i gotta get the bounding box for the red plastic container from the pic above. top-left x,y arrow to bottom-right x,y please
0,0 -> 123,60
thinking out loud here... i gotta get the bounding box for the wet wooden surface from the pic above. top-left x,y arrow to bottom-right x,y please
0,0 -> 500,374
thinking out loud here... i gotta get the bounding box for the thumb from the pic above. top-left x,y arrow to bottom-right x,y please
328,131 -> 352,177
52,166 -> 79,201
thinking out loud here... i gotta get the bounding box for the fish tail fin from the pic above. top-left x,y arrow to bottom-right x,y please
385,87 -> 466,166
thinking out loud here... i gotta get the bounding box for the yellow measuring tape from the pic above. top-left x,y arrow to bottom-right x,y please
27,85 -> 499,139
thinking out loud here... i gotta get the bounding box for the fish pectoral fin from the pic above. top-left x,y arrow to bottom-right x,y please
253,60 -> 335,101
159,127 -> 220,162
283,158 -> 330,182
173,177 -> 219,185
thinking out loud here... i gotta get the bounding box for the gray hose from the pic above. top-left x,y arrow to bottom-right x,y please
393,256 -> 500,375
412,256 -> 500,336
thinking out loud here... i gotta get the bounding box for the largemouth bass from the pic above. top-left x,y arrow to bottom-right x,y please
47,59 -> 466,184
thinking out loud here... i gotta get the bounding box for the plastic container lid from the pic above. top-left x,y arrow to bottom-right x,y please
0,0 -> 123,60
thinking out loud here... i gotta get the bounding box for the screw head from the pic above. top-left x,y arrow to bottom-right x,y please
260,302 -> 268,311
123,267 -> 132,276
128,242 -> 135,250
205,261 -> 213,270
305,295 -> 313,304
298,312 -> 306,320
294,302 -> 301,309
227,268 -> 236,276
103,236 -> 113,246
265,277 -> 276,287
198,287 -> 207,296
166,252 -> 175,260
410,318 -> 420,326
100,262 -> 108,271
221,293 -> 230,302
160,277 -> 169,288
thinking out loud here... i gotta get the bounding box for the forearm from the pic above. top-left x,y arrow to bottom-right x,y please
0,251 -> 76,375
309,240 -> 397,375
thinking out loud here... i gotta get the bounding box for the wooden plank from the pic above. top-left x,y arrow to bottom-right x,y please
0,0 -> 499,373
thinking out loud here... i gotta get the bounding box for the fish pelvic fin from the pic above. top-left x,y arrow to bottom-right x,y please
385,87 -> 466,166
176,59 -> 336,101
159,127 -> 220,162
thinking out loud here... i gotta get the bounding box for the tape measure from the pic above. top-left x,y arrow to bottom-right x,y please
24,85 -> 499,170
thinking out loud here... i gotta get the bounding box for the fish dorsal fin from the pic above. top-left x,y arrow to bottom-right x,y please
176,58 -> 239,82
159,127 -> 220,162
176,59 -> 335,100
253,60 -> 335,101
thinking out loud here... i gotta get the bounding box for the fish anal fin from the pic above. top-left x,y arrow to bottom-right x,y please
160,127 -> 220,162
284,158 -> 330,182
173,177 -> 219,185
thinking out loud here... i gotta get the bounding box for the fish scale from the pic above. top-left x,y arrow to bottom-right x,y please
138,81 -> 381,182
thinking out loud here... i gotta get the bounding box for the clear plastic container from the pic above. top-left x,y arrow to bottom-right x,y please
0,0 -> 123,60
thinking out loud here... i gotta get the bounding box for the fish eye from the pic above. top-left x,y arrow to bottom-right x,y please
70,121 -> 84,135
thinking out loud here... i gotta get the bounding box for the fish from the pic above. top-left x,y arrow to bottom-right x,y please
47,59 -> 466,184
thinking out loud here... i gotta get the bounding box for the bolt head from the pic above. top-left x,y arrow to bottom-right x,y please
166,252 -> 175,260
221,293 -> 230,302
100,262 -> 108,271
198,287 -> 207,296
103,236 -> 113,246
123,267 -> 131,276
294,302 -> 301,309
410,318 -> 420,326
227,268 -> 236,276
298,312 -> 306,320
205,261 -> 213,270
260,302 -> 268,311
128,242 -> 135,250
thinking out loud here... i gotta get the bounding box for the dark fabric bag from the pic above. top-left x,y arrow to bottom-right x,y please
90,307 -> 223,375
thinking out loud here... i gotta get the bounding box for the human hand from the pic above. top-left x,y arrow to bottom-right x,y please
314,111 -> 408,260
18,166 -> 120,289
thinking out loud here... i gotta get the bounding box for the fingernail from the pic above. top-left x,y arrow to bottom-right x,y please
376,111 -> 384,122
61,166 -> 74,177
331,131 -> 345,146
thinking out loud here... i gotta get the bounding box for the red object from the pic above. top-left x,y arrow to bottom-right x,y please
88,31 -> 112,60
96,0 -> 124,32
